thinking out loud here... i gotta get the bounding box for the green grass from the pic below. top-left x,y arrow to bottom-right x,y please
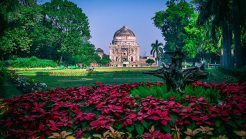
0,78 -> 22,98
10,67 -> 239,89
11,67 -> 161,88
204,68 -> 239,83
2,67 -> 239,99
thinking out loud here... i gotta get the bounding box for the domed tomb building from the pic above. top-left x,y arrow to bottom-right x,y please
109,26 -> 141,67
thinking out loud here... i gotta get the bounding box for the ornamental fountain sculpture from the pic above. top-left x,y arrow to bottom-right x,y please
144,46 -> 208,94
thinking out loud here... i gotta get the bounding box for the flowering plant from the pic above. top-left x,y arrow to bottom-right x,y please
9,71 -> 47,93
0,81 -> 245,138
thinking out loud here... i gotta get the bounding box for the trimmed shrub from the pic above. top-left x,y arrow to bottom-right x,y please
9,71 -> 48,93
7,56 -> 57,68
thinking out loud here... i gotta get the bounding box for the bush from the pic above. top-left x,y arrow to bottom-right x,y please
130,83 -> 221,104
9,71 -> 48,93
7,56 -> 57,68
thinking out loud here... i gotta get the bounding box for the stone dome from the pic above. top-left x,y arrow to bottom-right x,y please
113,26 -> 135,38
96,48 -> 104,53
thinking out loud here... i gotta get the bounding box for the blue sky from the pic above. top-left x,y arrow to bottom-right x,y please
40,0 -> 167,55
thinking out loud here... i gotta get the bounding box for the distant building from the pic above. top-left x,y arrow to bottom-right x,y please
96,48 -> 104,59
109,26 -> 156,67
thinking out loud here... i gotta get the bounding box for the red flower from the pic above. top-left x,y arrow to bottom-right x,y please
47,120 -> 59,131
90,115 -> 114,130
143,131 -> 171,139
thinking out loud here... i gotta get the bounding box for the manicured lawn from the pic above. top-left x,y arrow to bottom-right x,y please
1,67 -> 238,99
12,67 -> 162,88
7,67 -> 239,89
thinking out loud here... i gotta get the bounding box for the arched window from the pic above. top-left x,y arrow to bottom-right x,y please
123,58 -> 127,62
131,57 -> 133,62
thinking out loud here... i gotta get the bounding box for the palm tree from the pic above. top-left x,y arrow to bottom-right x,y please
150,40 -> 163,66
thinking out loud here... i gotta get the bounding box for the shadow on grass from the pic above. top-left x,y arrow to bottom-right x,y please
0,78 -> 22,99
32,71 -> 162,88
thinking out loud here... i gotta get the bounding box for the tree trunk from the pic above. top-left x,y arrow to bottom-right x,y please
60,56 -> 63,64
156,57 -> 158,66
233,0 -> 243,68
0,14 -> 5,36
221,24 -> 233,69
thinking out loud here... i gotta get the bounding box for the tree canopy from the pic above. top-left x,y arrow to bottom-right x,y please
152,0 -> 193,51
0,0 -> 99,66
194,0 -> 246,68
153,0 -> 245,69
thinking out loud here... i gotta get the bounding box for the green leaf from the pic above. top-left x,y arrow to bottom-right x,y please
215,120 -> 221,127
126,125 -> 134,132
161,125 -> 171,133
187,122 -> 196,129
142,120 -> 151,129
135,124 -> 144,135
114,123 -> 123,130
227,121 -> 237,128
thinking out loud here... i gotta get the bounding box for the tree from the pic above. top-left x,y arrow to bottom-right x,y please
194,0 -> 245,68
150,40 -> 163,66
232,0 -> 245,68
146,59 -> 155,66
183,13 -> 220,62
0,0 -> 36,36
97,55 -> 110,66
0,28 -> 32,58
70,43 -> 100,66
152,0 -> 193,51
42,0 -> 91,63
0,0 -> 37,59
0,0 -> 96,64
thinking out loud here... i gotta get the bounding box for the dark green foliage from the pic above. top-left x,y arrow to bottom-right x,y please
0,0 -> 36,36
97,55 -> 110,66
152,0 -> 193,51
130,84 -> 221,104
146,59 -> 155,66
130,84 -> 180,100
183,13 -> 219,60
0,0 -> 99,65
184,85 -> 221,104
69,44 -> 100,66
7,56 -> 57,68
194,0 -> 246,69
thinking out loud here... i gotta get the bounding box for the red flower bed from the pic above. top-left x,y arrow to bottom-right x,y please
0,81 -> 245,138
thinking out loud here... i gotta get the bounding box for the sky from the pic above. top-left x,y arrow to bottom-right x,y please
40,0 -> 167,55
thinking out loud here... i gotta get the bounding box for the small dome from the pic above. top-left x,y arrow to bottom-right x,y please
113,26 -> 135,38
96,48 -> 104,53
